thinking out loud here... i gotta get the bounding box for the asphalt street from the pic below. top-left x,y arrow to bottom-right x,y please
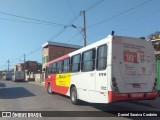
0,80 -> 160,120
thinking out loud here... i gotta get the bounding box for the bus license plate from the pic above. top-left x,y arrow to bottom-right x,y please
130,93 -> 144,98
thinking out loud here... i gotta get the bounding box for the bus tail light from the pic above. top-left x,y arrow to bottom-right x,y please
153,86 -> 156,91
112,77 -> 116,82
113,82 -> 117,87
152,78 -> 157,91
112,77 -> 119,93
115,87 -> 119,92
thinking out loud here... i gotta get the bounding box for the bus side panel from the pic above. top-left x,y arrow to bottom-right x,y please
46,73 -> 70,95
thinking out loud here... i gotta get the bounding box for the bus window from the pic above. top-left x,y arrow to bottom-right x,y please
71,54 -> 81,72
45,66 -> 49,78
63,58 -> 70,73
97,44 -> 107,70
52,62 -> 57,74
57,61 -> 62,73
49,64 -> 53,74
81,49 -> 95,72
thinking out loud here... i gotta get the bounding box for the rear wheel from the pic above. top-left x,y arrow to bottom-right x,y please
70,86 -> 79,105
47,84 -> 53,94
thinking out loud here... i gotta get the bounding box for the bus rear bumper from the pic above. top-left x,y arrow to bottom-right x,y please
108,90 -> 158,103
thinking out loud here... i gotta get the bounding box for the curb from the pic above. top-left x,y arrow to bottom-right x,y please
27,81 -> 45,87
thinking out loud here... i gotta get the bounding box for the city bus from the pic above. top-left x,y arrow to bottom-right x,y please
12,71 -> 25,82
44,34 -> 157,104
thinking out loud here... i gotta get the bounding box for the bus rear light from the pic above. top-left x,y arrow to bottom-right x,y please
113,82 -> 117,87
112,77 -> 116,82
153,86 -> 156,91
115,87 -> 119,92
154,82 -> 157,86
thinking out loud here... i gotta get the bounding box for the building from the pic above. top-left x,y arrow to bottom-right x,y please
14,61 -> 39,81
14,61 -> 38,72
14,63 -> 24,72
25,61 -> 38,73
42,41 -> 82,69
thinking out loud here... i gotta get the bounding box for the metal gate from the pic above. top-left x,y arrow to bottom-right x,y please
156,60 -> 160,90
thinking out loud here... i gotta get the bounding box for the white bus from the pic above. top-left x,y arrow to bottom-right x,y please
45,34 -> 157,104
12,71 -> 25,82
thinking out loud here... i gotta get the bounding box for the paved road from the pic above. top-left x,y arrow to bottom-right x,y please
0,80 -> 160,120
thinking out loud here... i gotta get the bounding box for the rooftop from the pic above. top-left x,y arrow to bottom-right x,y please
42,41 -> 82,49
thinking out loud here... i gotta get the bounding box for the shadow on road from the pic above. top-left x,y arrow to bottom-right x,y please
0,87 -> 35,99
0,82 -> 6,87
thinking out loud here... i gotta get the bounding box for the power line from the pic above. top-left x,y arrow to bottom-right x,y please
87,0 -> 153,28
65,31 -> 82,44
0,17 -> 65,26
0,0 -> 105,69
85,0 -> 104,12
0,11 -> 65,27
26,47 -> 42,56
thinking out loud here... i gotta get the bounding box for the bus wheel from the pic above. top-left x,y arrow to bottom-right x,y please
70,86 -> 79,105
47,84 -> 53,94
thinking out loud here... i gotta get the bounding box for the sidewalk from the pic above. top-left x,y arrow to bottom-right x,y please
27,81 -> 45,87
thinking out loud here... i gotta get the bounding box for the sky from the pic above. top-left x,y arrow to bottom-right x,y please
0,0 -> 159,70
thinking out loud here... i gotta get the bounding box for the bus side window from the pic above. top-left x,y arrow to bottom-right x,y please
45,67 -> 49,78
97,44 -> 107,70
81,49 -> 95,72
57,61 -> 62,74
63,58 -> 70,73
71,54 -> 81,72
49,64 -> 53,74
52,62 -> 57,74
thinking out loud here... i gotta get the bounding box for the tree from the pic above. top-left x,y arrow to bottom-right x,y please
148,31 -> 160,40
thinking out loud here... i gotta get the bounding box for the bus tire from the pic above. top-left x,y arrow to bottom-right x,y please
70,86 -> 79,105
47,84 -> 53,94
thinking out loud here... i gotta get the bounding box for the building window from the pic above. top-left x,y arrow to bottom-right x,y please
97,44 -> 107,70
71,54 -> 81,72
63,58 -> 70,73
81,49 -> 95,72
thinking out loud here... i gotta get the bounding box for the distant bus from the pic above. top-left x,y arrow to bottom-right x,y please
44,35 -> 157,104
2,71 -> 12,80
12,71 -> 25,82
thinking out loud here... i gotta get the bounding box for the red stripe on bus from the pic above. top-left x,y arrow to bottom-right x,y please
46,54 -> 69,66
108,91 -> 157,103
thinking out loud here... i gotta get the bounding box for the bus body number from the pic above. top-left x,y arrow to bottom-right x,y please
123,51 -> 138,63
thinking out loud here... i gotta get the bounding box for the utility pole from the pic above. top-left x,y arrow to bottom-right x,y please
7,60 -> 9,72
80,10 -> 86,47
24,54 -> 26,81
